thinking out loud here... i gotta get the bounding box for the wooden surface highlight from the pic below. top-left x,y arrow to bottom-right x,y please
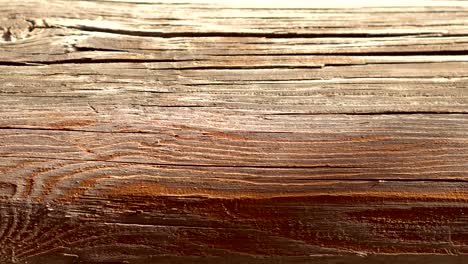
0,0 -> 467,263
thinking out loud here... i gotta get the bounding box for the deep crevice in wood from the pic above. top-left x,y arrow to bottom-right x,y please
267,111 -> 468,116
213,50 -> 468,57
0,58 -> 201,66
64,25 -> 446,38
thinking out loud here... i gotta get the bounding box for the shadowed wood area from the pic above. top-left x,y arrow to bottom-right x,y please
0,0 -> 467,263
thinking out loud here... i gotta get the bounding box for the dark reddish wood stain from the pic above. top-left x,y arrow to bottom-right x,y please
350,207 -> 468,224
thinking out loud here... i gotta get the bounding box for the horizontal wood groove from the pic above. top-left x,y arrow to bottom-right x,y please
58,26 -> 452,38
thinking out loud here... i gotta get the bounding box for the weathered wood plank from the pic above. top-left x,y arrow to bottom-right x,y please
0,169 -> 467,261
0,0 -> 467,263
0,63 -> 467,114
0,114 -> 466,179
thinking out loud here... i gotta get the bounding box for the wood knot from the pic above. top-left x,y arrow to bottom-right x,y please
0,17 -> 37,43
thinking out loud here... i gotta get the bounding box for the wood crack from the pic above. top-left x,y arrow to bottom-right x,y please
0,58 -> 200,66
213,50 -> 468,56
0,154 -> 368,169
60,25 -> 449,38
267,111 -> 468,116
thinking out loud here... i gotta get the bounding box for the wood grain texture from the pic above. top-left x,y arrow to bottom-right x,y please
0,0 -> 467,263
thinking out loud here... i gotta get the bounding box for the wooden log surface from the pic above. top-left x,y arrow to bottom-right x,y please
0,0 -> 467,263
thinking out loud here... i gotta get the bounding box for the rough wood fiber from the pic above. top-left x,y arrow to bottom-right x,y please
0,0 -> 467,263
